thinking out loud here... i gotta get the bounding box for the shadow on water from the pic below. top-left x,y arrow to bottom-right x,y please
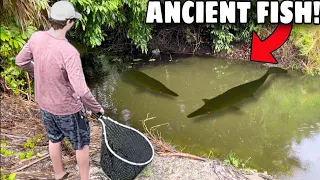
120,68 -> 179,97
187,67 -> 288,119
191,72 -> 291,123
120,76 -> 178,101
192,107 -> 245,122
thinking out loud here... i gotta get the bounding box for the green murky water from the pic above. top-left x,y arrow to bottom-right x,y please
89,57 -> 320,179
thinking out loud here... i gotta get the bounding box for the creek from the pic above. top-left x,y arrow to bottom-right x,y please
87,56 -> 320,179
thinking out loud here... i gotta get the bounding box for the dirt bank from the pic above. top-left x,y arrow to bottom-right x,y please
0,93 -> 275,180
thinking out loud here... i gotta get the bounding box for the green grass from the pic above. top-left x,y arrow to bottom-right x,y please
140,166 -> 152,177
291,25 -> 320,75
224,151 -> 251,169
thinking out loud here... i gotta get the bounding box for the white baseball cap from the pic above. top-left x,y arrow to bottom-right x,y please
49,0 -> 82,21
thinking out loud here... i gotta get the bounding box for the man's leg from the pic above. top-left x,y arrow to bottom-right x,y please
57,108 -> 91,180
49,141 -> 68,179
40,109 -> 68,179
76,145 -> 90,180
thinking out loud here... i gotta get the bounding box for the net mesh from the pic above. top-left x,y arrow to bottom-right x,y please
99,116 -> 154,180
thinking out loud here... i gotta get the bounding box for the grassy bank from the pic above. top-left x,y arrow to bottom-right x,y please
209,24 -> 320,76
254,24 -> 320,76
290,25 -> 320,75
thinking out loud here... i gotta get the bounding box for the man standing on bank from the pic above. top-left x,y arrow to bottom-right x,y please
16,1 -> 104,180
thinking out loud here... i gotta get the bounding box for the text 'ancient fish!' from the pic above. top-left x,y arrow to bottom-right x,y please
122,69 -> 179,97
187,67 -> 288,118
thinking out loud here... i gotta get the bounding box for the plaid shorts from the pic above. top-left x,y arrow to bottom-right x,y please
40,108 -> 90,150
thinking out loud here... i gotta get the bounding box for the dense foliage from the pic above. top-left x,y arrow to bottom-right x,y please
0,0 -> 49,97
60,0 -> 153,54
0,24 -> 37,95
52,0 -> 259,54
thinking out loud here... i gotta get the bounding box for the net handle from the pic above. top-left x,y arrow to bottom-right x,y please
92,113 -> 155,166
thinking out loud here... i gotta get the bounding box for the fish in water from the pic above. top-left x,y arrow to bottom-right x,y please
122,69 -> 179,97
187,67 -> 287,118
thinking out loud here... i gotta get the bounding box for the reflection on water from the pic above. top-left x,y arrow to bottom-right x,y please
279,132 -> 320,180
89,57 -> 320,179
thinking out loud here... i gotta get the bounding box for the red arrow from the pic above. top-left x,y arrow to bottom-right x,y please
250,23 -> 293,64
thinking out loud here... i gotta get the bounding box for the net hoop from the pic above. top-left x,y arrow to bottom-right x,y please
97,116 -> 155,166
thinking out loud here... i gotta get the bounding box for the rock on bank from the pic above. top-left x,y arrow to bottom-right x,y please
88,153 -> 274,180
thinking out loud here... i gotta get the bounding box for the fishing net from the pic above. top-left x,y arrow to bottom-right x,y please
94,114 -> 154,180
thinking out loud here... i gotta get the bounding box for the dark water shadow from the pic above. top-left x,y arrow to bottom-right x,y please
256,72 -> 292,95
191,107 -> 246,123
120,76 -> 178,101
191,73 -> 290,123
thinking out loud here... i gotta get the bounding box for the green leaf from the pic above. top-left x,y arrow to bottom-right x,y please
5,150 -> 11,156
9,81 -> 17,88
86,7 -> 90,14
0,148 -> 5,154
21,34 -> 27,39
0,32 -> 8,41
26,151 -> 34,158
10,151 -> 15,156
9,39 -> 13,46
19,153 -> 26,160
13,89 -> 19,95
8,173 -> 17,180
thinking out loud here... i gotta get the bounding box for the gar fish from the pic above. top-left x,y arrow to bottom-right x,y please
187,67 -> 287,118
122,69 -> 179,97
